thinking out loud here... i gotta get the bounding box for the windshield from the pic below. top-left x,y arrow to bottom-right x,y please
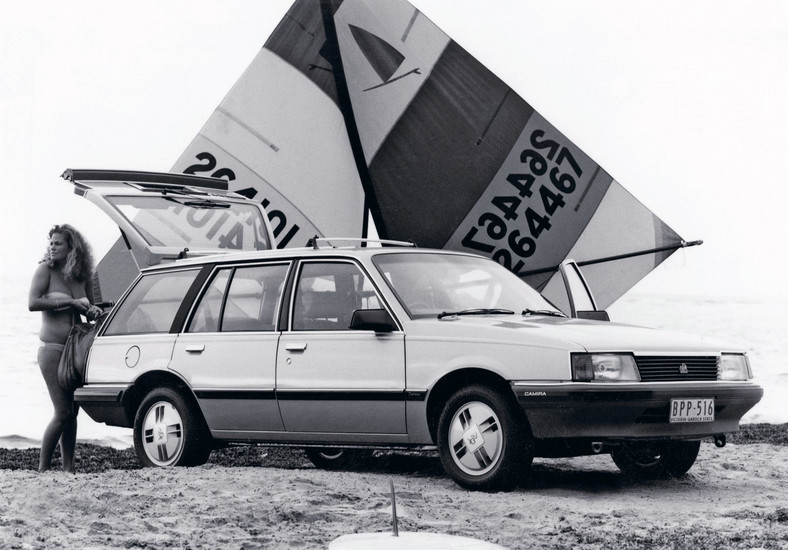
106,195 -> 271,250
373,252 -> 558,319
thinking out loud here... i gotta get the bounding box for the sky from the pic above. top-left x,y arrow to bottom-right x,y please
1,0 -> 787,307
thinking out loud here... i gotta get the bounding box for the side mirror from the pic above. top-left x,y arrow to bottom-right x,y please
576,310 -> 610,321
349,309 -> 397,332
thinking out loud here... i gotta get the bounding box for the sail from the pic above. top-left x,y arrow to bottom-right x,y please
172,0 -> 696,308
171,1 -> 366,248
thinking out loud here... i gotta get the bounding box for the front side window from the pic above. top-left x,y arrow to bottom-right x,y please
292,262 -> 381,331
373,252 -> 558,319
188,263 -> 289,333
103,269 -> 200,335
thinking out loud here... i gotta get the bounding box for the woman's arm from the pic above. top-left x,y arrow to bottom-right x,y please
28,263 -> 89,313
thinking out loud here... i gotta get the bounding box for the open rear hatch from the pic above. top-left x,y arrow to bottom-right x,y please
63,169 -> 275,302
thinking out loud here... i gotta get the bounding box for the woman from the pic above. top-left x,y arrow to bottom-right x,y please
28,224 -> 102,472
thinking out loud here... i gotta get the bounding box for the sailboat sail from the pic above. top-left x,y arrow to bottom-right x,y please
327,0 -> 697,309
172,0 -> 696,309
171,0 -> 366,248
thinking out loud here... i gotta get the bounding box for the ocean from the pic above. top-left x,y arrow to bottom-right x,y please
2,273 -> 785,449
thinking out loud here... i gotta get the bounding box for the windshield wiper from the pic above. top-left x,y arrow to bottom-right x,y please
522,308 -> 567,318
438,308 -> 515,319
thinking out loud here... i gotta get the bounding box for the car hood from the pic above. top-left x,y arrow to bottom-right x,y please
413,314 -> 739,354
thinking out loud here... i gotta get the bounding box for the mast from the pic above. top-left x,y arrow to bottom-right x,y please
319,0 -> 381,240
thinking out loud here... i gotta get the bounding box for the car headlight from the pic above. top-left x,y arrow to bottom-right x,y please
719,353 -> 751,381
571,353 -> 640,382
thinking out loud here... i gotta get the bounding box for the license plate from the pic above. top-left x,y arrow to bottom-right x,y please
670,398 -> 715,423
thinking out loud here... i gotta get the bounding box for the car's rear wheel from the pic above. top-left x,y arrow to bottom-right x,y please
133,387 -> 212,467
304,448 -> 370,470
611,440 -> 701,479
436,384 -> 531,491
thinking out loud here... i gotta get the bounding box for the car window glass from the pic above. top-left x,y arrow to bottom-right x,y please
373,252 -> 557,318
188,269 -> 232,333
221,264 -> 288,332
106,195 -> 271,250
293,262 -> 380,331
103,269 -> 200,335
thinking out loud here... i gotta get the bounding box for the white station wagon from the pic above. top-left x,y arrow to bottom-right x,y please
70,170 -> 763,491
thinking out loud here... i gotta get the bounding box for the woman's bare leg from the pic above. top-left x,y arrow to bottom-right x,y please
38,345 -> 78,472
60,413 -> 78,473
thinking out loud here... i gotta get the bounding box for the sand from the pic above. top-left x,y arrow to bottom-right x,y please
1,442 -> 787,549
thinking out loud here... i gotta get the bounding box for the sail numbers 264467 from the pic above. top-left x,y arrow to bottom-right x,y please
460,129 -> 583,275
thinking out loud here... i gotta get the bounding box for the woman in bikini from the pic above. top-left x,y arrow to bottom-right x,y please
28,224 -> 102,472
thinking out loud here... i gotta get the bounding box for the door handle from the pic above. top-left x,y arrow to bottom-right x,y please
285,343 -> 308,352
185,345 -> 205,353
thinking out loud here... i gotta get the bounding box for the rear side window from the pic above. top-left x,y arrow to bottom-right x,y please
103,269 -> 200,335
188,270 -> 231,333
188,263 -> 289,333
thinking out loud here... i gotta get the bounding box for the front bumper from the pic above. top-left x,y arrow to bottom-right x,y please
74,384 -> 133,427
513,381 -> 763,439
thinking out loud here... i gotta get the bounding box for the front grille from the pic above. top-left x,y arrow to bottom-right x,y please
635,356 -> 719,382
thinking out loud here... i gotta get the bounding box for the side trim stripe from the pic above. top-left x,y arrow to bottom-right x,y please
194,389 -> 428,402
195,390 -> 276,400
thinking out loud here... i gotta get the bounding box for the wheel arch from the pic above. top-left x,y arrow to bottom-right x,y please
425,368 -> 530,442
124,370 -> 202,425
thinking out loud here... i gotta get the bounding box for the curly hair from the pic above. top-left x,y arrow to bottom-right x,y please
41,224 -> 94,282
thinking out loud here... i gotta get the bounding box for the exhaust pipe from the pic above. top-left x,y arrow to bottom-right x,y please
713,434 -> 726,448
591,442 -> 604,454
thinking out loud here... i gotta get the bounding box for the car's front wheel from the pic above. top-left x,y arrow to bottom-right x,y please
133,387 -> 212,467
304,448 -> 371,470
436,384 -> 531,491
611,440 -> 701,479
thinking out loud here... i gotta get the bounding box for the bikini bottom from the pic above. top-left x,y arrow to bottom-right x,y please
40,341 -> 65,353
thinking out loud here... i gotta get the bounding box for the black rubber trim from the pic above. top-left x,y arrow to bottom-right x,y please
169,264 -> 215,333
194,389 -> 276,400
276,390 -> 406,401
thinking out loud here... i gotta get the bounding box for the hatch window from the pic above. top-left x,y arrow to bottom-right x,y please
105,195 -> 270,250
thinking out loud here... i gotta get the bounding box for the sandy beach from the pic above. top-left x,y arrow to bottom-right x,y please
2,431 -> 787,549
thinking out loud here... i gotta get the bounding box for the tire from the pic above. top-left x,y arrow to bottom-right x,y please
133,387 -> 213,467
436,384 -> 531,491
304,448 -> 370,470
611,440 -> 701,479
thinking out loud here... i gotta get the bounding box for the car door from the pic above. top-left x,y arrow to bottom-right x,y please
168,262 -> 291,434
277,260 -> 406,434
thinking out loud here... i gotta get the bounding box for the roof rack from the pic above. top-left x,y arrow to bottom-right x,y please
307,237 -> 417,250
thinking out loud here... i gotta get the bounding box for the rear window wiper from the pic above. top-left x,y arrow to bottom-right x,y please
438,308 -> 515,319
183,199 -> 230,209
163,196 -> 230,209
522,308 -> 567,318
